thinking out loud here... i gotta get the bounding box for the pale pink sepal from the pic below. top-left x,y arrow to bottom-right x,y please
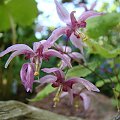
54,0 -> 70,24
78,11 -> 103,22
80,92 -> 90,110
39,75 -> 57,84
44,49 -> 72,68
0,44 -> 33,57
70,33 -> 84,54
69,77 -> 100,92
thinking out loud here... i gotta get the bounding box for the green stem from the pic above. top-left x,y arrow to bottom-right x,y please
9,14 -> 17,44
104,70 -> 115,88
113,58 -> 120,83
113,88 -> 120,112
113,58 -> 120,111
68,53 -> 106,84
81,63 -> 105,82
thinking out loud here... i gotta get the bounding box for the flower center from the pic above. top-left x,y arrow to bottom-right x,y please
53,85 -> 63,107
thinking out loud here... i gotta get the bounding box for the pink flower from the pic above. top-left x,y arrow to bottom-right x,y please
38,67 -> 99,107
61,90 -> 92,110
0,40 -> 71,92
54,44 -> 85,69
47,0 -> 102,53
0,40 -> 71,71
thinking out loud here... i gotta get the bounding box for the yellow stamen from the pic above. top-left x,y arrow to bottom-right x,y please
34,71 -> 39,76
75,29 -> 88,42
79,32 -> 88,42
34,57 -> 40,76
53,85 -> 63,107
34,63 -> 40,76
74,100 -> 79,109
74,96 -> 80,110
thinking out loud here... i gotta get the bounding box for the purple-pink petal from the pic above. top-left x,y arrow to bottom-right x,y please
68,88 -> 74,104
80,92 -> 90,110
60,54 -> 71,70
20,63 -> 34,92
69,52 -> 85,62
62,46 -> 72,53
42,67 -> 65,80
5,50 -> 34,68
39,75 -> 57,84
68,77 -> 100,92
90,1 -> 97,10
33,40 -> 48,52
70,33 -> 84,54
26,64 -> 34,92
41,67 -> 62,73
54,0 -> 70,24
47,27 -> 67,47
33,41 -> 42,52
43,49 -> 72,68
20,63 -> 28,83
70,11 -> 78,27
60,92 -> 68,98
79,3 -> 88,11
54,44 -> 72,53
78,11 -> 103,22
0,44 -> 33,57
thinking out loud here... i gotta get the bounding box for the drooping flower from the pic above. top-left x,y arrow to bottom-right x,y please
47,0 -> 102,53
60,90 -> 94,110
54,43 -> 85,69
79,1 -> 97,11
61,85 -> 95,110
0,40 -> 72,92
38,67 -> 100,107
20,62 -> 35,92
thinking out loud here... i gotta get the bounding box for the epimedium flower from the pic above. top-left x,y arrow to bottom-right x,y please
0,40 -> 71,73
0,40 -> 72,92
54,43 -> 85,69
47,0 -> 103,53
61,85 -> 95,111
38,67 -> 100,107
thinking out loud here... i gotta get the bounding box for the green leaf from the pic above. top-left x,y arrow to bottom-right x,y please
86,13 -> 120,39
86,39 -> 120,58
0,0 -> 38,31
0,5 -> 10,31
96,77 -> 117,87
114,56 -> 120,64
7,0 -> 38,26
96,81 -> 104,87
111,98 -> 118,107
28,84 -> 56,102
66,62 -> 99,78
115,84 -> 120,92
